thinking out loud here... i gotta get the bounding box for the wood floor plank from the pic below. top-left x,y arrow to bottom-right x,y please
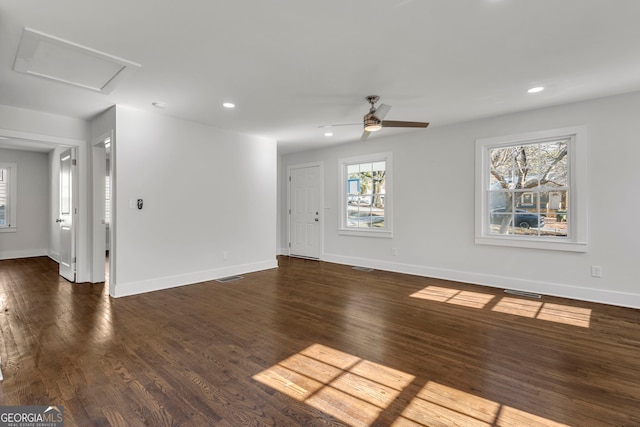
1,256 -> 639,426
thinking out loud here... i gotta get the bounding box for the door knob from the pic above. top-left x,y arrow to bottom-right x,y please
315,218 -> 319,222
55,219 -> 63,223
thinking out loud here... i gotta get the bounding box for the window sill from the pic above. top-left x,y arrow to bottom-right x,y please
475,236 -> 587,252
0,227 -> 16,233
339,228 -> 393,238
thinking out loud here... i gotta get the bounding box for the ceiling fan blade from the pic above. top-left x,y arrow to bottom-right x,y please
318,123 -> 361,128
361,130 -> 371,141
373,103 -> 391,121
382,120 -> 429,128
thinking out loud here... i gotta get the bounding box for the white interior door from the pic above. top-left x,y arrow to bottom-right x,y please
58,148 -> 75,282
289,164 -> 321,259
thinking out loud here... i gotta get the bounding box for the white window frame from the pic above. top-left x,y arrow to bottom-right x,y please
475,126 -> 588,252
0,163 -> 18,233
339,152 -> 393,238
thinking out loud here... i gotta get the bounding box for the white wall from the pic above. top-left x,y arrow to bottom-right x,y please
0,104 -> 90,281
279,91 -> 640,309
0,148 -> 49,259
112,106 -> 277,297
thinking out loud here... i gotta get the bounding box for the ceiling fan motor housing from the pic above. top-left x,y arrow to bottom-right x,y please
363,113 -> 382,131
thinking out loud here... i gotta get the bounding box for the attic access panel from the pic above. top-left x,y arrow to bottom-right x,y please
13,27 -> 140,94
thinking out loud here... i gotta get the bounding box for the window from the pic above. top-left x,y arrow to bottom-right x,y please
105,175 -> 111,224
475,127 -> 587,252
339,152 -> 392,237
0,163 -> 17,232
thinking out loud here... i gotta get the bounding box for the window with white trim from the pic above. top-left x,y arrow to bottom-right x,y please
475,127 -> 587,252
339,153 -> 393,238
0,163 -> 17,233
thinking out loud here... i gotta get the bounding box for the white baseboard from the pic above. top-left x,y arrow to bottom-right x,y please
322,253 -> 640,310
0,249 -> 47,260
48,250 -> 60,263
113,259 -> 279,298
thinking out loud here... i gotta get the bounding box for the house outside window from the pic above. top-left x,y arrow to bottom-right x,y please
475,127 -> 587,252
0,163 -> 17,232
339,152 -> 393,238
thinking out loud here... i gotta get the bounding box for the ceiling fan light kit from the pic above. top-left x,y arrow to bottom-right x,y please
364,117 -> 382,132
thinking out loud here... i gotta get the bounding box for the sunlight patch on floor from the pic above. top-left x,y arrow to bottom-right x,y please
410,286 -> 591,328
394,381 -> 571,427
254,344 -> 572,426
253,343 -> 414,426
410,286 -> 495,309
494,297 -> 591,327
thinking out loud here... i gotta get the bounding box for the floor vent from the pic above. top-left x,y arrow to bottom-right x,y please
504,289 -> 541,299
216,275 -> 244,283
352,266 -> 374,272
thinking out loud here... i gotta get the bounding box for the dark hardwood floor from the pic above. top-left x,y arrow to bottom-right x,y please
1,256 -> 639,426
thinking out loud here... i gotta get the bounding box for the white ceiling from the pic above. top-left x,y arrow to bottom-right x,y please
1,0 -> 639,154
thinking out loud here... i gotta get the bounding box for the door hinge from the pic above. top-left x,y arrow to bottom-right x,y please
289,209 -> 291,215
72,159 -> 77,166
288,242 -> 291,248
289,176 -> 291,182
72,257 -> 76,263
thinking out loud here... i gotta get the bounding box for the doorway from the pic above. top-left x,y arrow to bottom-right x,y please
288,163 -> 323,259
91,134 -> 113,286
0,128 -> 85,281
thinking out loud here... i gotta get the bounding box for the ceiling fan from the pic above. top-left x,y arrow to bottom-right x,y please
321,95 -> 429,140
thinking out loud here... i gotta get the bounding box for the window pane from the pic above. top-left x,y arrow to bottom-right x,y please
539,190 -> 568,237
489,213 -> 515,235
347,164 -> 360,175
347,207 -> 385,228
61,157 -> 71,215
489,147 -> 515,188
344,159 -> 387,230
489,191 -> 507,211
0,168 -> 7,226
539,140 -> 568,187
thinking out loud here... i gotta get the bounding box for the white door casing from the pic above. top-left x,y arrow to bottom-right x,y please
58,148 -> 75,282
288,164 -> 322,259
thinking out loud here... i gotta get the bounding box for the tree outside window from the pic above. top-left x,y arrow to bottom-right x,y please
489,139 -> 569,237
475,126 -> 587,252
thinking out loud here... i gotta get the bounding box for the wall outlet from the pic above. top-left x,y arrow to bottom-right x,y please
391,248 -> 398,256
591,265 -> 602,278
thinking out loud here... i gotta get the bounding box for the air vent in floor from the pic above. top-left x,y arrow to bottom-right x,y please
352,266 -> 374,272
216,275 -> 244,283
504,289 -> 541,299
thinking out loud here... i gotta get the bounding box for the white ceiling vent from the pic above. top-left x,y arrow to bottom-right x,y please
13,27 -> 141,94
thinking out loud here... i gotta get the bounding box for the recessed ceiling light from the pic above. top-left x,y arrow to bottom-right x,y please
152,101 -> 166,109
223,102 -> 235,108
324,132 -> 333,137
527,86 -> 544,94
